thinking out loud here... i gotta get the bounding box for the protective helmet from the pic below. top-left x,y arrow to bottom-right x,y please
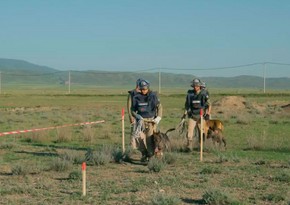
191,78 -> 201,87
138,79 -> 150,90
200,81 -> 206,88
136,78 -> 144,86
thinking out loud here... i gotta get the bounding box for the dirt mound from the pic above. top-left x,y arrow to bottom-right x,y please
281,104 -> 290,112
212,96 -> 247,114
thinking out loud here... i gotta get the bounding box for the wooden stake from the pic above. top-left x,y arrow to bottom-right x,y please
121,108 -> 125,154
200,109 -> 203,162
82,162 -> 86,196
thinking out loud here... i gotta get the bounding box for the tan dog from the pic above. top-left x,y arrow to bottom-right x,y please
205,119 -> 226,148
207,119 -> 224,132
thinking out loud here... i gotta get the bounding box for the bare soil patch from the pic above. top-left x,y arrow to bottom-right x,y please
281,103 -> 290,112
212,96 -> 248,115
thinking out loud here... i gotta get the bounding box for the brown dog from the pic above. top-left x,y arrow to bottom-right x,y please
205,119 -> 226,148
207,119 -> 224,132
152,128 -> 175,157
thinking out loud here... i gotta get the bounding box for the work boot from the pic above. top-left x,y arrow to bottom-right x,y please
140,155 -> 148,162
140,151 -> 148,162
185,140 -> 193,152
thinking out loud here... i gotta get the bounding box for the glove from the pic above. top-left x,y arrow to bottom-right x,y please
135,114 -> 143,120
130,116 -> 136,124
153,116 -> 162,124
181,114 -> 186,120
203,114 -> 210,120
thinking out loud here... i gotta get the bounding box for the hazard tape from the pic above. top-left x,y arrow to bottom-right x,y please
0,120 -> 105,137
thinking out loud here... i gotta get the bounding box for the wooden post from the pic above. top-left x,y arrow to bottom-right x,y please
82,162 -> 86,196
200,109 -> 203,162
121,108 -> 125,154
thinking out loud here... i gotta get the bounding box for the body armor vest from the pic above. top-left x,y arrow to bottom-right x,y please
133,91 -> 158,118
186,90 -> 206,116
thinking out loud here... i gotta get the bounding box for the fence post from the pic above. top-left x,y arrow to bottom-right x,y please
121,108 -> 125,154
200,109 -> 203,162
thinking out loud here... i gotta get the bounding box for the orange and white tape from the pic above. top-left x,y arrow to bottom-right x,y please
0,120 -> 105,136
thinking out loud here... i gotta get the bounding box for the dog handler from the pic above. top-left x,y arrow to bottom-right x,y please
182,78 -> 211,151
127,78 -> 143,149
131,79 -> 163,161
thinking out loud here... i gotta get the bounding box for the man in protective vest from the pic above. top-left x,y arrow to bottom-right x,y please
127,78 -> 143,149
181,78 -> 211,151
131,79 -> 163,161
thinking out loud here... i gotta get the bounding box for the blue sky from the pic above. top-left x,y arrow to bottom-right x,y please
1,0 -> 290,77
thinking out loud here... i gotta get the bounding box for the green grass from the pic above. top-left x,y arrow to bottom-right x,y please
0,91 -> 289,204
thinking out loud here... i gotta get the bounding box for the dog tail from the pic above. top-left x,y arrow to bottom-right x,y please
165,128 -> 175,135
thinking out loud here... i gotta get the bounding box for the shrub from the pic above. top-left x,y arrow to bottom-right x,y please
148,157 -> 166,173
214,152 -> 228,163
68,171 -> 82,181
202,189 -> 240,205
200,167 -> 221,175
85,146 -> 113,166
162,153 -> 177,165
112,147 -> 124,163
272,172 -> 290,183
50,158 -> 71,172
60,150 -> 85,164
0,142 -> 14,150
11,164 -> 28,176
55,128 -> 72,143
151,192 -> 181,205
261,193 -> 284,203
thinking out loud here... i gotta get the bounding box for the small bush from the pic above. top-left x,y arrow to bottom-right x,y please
148,157 -> 166,173
68,171 -> 82,181
200,167 -> 221,175
272,172 -> 290,183
214,152 -> 228,163
82,126 -> 94,142
50,158 -> 71,172
11,164 -> 28,176
202,189 -> 239,205
60,150 -> 85,164
261,193 -> 284,203
151,192 -> 181,205
162,153 -> 177,165
0,142 -> 14,150
112,147 -> 124,163
85,146 -> 112,166
55,128 -> 72,143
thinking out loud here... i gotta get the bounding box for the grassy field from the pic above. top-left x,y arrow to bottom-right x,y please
0,90 -> 289,205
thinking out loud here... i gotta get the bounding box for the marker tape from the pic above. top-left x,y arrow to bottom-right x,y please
0,120 -> 105,136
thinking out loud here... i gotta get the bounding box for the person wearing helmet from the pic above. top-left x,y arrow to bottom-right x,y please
200,81 -> 211,120
131,79 -> 163,161
127,78 -> 143,149
182,78 -> 211,151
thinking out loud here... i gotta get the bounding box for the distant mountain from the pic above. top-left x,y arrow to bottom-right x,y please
0,58 -> 57,74
0,58 -> 289,89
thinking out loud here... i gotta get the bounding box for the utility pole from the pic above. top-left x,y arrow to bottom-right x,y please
0,71 -> 2,94
263,63 -> 266,93
68,71 -> 71,94
158,70 -> 161,94
0,71 -> 1,95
